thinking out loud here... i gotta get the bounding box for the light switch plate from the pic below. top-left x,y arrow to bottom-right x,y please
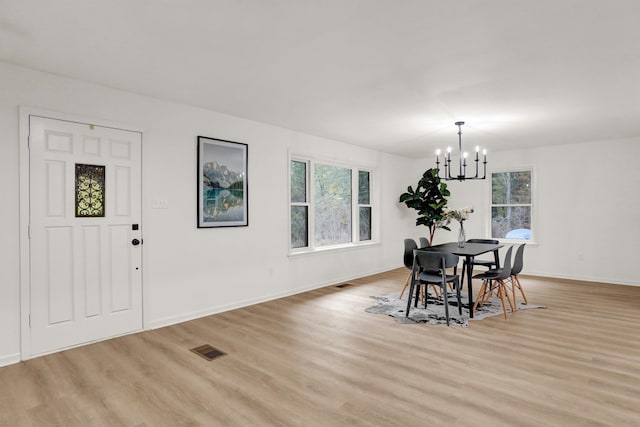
151,199 -> 169,209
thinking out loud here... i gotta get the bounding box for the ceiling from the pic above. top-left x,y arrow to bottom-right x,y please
1,0 -> 639,157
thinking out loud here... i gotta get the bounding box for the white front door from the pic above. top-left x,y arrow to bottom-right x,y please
28,116 -> 143,357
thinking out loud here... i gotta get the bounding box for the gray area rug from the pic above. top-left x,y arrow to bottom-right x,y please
365,291 -> 546,327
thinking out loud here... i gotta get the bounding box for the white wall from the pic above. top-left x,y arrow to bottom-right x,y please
434,140 -> 640,285
0,61 -> 415,365
3,60 -> 637,366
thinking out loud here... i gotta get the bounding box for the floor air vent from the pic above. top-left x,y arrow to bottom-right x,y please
335,283 -> 353,288
190,344 -> 226,361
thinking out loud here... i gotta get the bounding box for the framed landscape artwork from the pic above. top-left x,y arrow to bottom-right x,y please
197,136 -> 248,228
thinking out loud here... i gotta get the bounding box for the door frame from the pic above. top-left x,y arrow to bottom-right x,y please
19,106 -> 147,360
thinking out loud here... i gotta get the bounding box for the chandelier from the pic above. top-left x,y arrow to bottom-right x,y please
435,121 -> 487,181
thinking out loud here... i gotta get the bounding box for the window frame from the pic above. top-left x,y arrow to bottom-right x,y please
289,159 -> 310,250
487,166 -> 537,245
289,154 -> 377,255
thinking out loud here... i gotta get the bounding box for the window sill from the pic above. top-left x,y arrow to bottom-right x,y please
289,240 -> 380,257
496,238 -> 538,247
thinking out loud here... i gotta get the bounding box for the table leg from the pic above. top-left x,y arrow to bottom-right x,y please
466,256 -> 475,318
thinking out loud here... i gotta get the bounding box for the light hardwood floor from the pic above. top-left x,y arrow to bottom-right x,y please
2,269 -> 640,426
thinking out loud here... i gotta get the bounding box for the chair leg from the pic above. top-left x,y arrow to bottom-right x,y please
442,285 -> 450,326
482,280 -> 494,304
424,285 -> 429,310
454,278 -> 462,316
514,275 -> 528,304
507,277 -> 517,308
400,271 -> 411,299
496,281 -> 509,319
473,280 -> 488,312
502,281 -> 515,313
430,285 -> 441,299
405,279 -> 416,317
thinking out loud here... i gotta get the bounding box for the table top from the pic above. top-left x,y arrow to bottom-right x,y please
427,242 -> 503,257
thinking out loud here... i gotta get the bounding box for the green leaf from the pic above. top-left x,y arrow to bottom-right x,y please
399,167 -> 452,235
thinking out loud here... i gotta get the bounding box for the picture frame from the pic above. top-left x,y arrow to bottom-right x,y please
197,136 -> 248,228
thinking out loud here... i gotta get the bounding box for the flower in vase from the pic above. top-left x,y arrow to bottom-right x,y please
445,206 -> 474,224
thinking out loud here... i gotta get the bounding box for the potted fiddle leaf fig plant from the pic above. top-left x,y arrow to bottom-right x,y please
399,168 -> 451,245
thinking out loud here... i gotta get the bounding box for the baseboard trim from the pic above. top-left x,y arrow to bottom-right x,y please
521,272 -> 638,287
0,353 -> 21,368
148,264 -> 398,330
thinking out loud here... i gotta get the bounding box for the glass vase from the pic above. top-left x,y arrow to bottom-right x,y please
457,221 -> 466,247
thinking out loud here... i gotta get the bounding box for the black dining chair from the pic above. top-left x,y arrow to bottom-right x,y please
419,237 -> 430,249
509,244 -> 528,306
401,239 -> 439,300
460,238 -> 500,285
472,246 -> 514,319
406,249 -> 462,326
400,239 -> 418,300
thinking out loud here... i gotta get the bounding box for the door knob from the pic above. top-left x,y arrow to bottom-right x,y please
131,238 -> 141,246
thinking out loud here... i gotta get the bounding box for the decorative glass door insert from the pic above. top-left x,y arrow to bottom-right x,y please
75,163 -> 106,217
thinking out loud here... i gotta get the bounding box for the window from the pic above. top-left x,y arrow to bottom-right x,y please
290,160 -> 308,249
290,158 -> 374,251
75,163 -> 105,217
490,169 -> 534,240
314,163 -> 352,246
358,170 -> 372,241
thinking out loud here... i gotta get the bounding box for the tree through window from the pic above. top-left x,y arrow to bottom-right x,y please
290,158 -> 374,251
491,170 -> 533,240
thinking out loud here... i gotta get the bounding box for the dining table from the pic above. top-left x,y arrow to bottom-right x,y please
427,242 -> 503,318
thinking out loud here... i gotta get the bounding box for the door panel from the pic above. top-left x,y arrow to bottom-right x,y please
114,166 -> 131,216
109,224 -> 132,312
46,160 -> 67,217
82,225 -> 102,317
29,116 -> 142,356
46,226 -> 74,324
